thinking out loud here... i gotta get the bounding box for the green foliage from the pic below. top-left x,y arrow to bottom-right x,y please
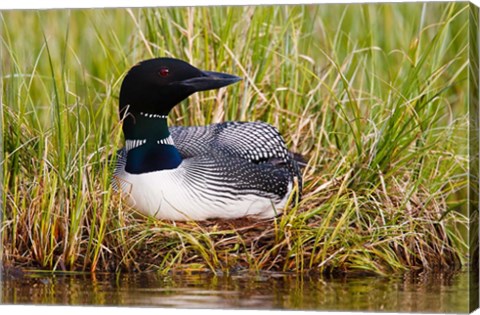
1,3 -> 469,274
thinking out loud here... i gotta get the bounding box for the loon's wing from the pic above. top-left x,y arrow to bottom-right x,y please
180,153 -> 292,203
170,121 -> 303,190
170,121 -> 287,161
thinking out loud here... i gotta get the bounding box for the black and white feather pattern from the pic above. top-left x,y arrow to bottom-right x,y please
170,121 -> 303,190
113,121 -> 303,220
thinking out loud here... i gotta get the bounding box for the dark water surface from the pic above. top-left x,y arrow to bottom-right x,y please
1,270 -> 475,312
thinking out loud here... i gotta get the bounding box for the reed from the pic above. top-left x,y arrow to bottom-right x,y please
1,3 -> 469,275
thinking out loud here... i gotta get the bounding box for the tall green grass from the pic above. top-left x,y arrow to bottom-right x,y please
1,3 -> 470,274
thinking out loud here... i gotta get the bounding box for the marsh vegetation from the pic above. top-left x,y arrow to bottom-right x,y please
1,3 -> 470,274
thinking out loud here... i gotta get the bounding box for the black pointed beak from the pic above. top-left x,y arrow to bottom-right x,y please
177,71 -> 242,92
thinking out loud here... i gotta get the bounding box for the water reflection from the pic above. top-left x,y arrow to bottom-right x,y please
1,269 -> 473,312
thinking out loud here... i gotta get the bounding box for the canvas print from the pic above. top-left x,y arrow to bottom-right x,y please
0,1 -> 478,313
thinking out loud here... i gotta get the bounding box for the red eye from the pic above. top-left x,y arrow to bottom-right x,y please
159,67 -> 169,77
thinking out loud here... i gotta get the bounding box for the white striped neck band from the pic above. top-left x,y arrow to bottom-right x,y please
139,112 -> 168,119
156,137 -> 175,145
125,136 -> 175,151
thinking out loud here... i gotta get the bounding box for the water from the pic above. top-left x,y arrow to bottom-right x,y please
1,269 -> 476,312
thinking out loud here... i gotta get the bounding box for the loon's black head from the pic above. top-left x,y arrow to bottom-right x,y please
119,57 -> 241,117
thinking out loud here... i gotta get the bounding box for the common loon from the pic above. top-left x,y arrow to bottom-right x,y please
113,57 -> 303,221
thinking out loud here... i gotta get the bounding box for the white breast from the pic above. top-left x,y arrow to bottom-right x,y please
113,161 -> 292,221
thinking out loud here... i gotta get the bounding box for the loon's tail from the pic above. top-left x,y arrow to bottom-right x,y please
290,151 -> 308,169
